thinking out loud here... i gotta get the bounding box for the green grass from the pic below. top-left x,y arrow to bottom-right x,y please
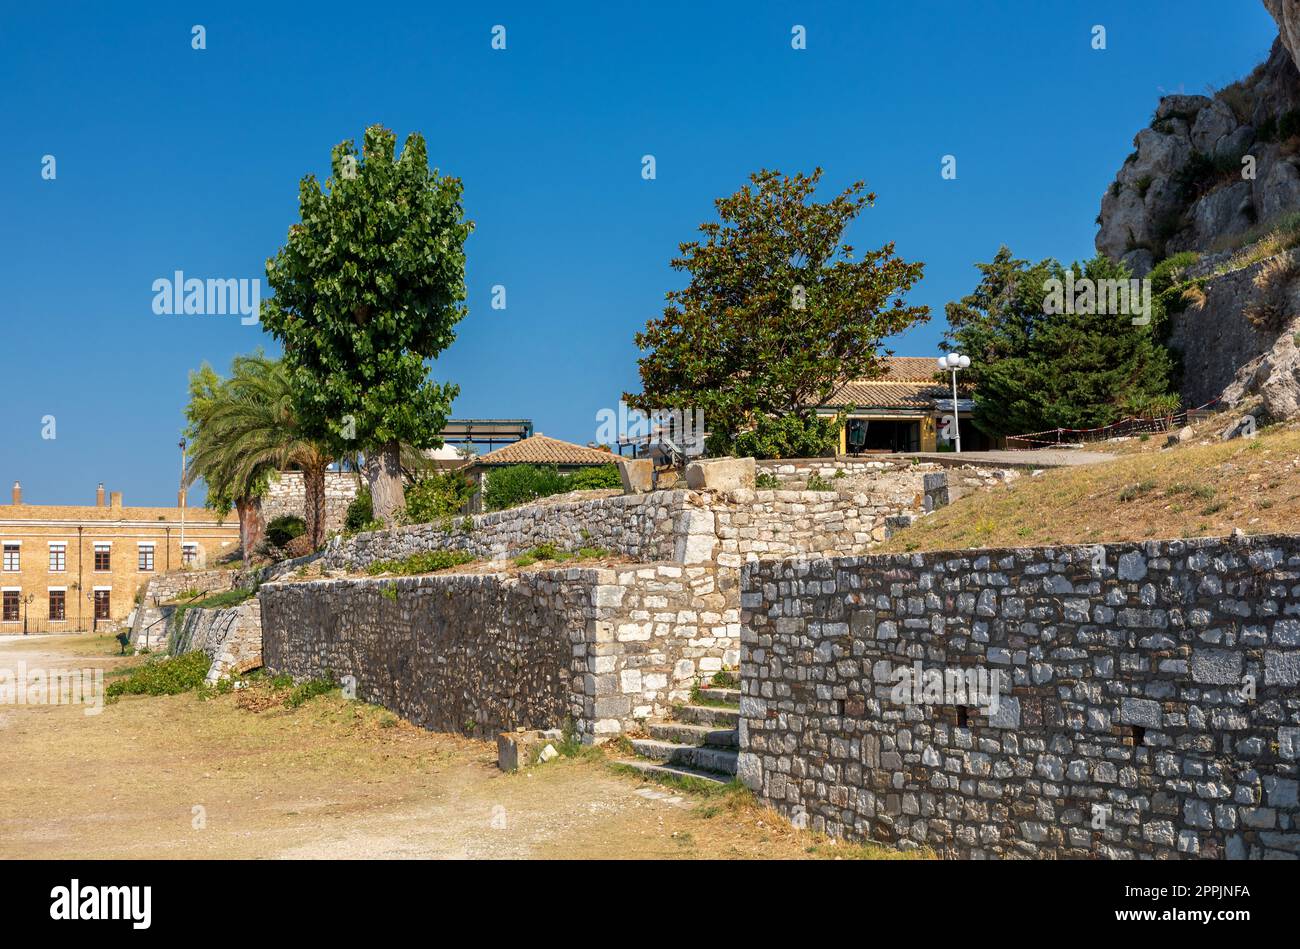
365,550 -> 477,576
283,675 -> 337,708
107,651 -> 210,699
512,544 -> 608,567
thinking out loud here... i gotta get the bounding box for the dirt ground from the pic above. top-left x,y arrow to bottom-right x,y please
0,634 -> 909,860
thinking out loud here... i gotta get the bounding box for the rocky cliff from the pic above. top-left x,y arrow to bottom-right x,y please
1095,1 -> 1300,421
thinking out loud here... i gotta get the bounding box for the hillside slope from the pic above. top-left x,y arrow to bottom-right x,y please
878,417 -> 1300,553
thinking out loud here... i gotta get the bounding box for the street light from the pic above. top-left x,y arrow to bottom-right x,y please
178,438 -> 188,566
937,353 -> 971,453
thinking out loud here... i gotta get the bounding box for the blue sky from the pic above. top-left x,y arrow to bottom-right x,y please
0,0 -> 1281,505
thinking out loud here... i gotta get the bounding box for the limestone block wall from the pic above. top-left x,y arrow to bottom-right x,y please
257,471 -> 360,535
170,599 -> 263,683
323,483 -> 942,576
322,490 -> 713,571
739,534 -> 1300,859
258,562 -> 739,741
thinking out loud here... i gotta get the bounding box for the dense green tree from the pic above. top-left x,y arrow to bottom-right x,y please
184,353 -> 334,556
627,168 -> 928,457
945,248 -> 1179,438
261,125 -> 473,525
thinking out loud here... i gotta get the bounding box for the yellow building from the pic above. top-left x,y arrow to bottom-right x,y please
0,481 -> 239,633
818,357 -> 1002,454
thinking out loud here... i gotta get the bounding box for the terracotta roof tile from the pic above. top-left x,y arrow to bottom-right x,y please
825,380 -> 947,409
474,434 -> 615,467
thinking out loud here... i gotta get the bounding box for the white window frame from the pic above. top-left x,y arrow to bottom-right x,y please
2,542 -> 20,572
48,541 -> 67,573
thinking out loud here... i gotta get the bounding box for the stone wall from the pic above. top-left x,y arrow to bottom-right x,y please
739,533 -> 1300,859
323,481 -> 945,575
257,471 -> 360,535
322,490 -> 707,571
259,562 -> 739,741
170,599 -> 263,683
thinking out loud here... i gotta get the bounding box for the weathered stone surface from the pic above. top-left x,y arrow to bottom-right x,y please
170,599 -> 263,683
261,562 -> 739,742
740,533 -> 1300,859
616,458 -> 654,494
684,456 -> 756,492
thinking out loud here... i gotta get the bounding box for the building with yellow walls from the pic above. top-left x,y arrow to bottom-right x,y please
0,481 -> 239,633
815,357 -> 1003,455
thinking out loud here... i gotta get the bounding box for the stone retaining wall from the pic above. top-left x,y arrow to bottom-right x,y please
322,490 -> 706,571
259,562 -> 740,741
323,482 -> 945,575
170,599 -> 263,683
738,534 -> 1300,859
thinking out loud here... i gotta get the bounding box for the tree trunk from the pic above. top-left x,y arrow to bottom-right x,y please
365,441 -> 406,526
304,462 -> 328,549
236,497 -> 263,564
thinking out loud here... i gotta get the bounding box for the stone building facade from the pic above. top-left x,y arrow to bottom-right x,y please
0,481 -> 239,631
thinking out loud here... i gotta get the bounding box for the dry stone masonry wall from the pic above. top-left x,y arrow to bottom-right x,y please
170,600 -> 263,683
739,534 -> 1300,859
259,562 -> 740,741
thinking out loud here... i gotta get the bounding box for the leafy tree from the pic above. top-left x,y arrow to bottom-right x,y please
261,125 -> 473,526
945,247 -> 1179,438
184,353 -> 334,554
402,471 -> 475,523
627,168 -> 927,456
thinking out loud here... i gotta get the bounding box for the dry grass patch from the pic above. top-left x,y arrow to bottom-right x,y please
880,421 -> 1300,553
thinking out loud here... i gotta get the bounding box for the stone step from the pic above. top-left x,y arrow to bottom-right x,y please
695,686 -> 741,704
629,739 -> 738,776
672,704 -> 740,727
612,758 -> 732,786
646,722 -> 738,747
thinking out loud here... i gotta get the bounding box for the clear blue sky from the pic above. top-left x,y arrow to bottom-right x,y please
0,0 -> 1280,505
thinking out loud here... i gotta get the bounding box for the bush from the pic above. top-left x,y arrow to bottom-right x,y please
564,464 -> 621,490
344,488 -> 374,533
107,651 -> 210,698
265,515 -> 306,548
403,471 -> 476,523
483,465 -> 570,511
726,411 -> 843,460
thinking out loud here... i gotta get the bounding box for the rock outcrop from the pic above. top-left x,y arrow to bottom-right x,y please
1095,40 -> 1300,273
1094,2 -> 1300,421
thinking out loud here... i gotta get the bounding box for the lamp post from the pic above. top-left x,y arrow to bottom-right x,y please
178,438 -> 187,567
936,353 -> 971,453
22,592 -> 34,636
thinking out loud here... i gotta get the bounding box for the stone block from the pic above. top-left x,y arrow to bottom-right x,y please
684,456 -> 756,491
497,729 -> 564,772
617,458 -> 654,494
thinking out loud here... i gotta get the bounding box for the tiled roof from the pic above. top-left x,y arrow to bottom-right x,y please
878,356 -> 944,382
825,380 -> 947,409
474,434 -> 615,467
816,356 -> 950,409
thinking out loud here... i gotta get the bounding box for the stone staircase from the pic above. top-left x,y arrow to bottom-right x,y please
615,687 -> 740,785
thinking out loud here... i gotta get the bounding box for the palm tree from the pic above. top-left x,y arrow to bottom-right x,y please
185,353 -> 335,558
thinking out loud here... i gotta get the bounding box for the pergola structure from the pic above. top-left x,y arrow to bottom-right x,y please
438,419 -> 534,452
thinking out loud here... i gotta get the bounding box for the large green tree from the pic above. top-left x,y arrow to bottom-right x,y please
261,125 -> 473,525
945,247 -> 1179,438
627,168 -> 928,456
184,353 -> 334,557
